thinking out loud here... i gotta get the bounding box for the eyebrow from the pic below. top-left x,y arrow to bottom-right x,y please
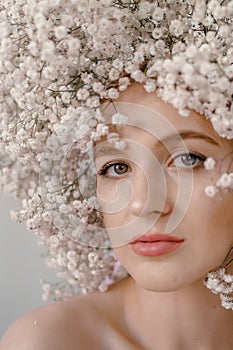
162,131 -> 220,146
95,131 -> 219,157
95,146 -> 125,157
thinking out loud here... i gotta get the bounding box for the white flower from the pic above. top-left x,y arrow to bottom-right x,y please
144,79 -> 156,93
77,89 -> 90,100
225,66 -> 233,80
205,277 -> 219,290
41,41 -> 56,62
216,173 -> 233,189
68,38 -> 81,56
109,68 -> 120,81
213,5 -> 226,19
178,109 -> 190,117
87,196 -> 99,209
152,28 -> 163,40
67,261 -> 77,271
93,82 -> 105,94
88,252 -> 99,264
108,88 -> 119,99
114,140 -> 126,150
54,26 -> 67,40
218,25 -> 231,39
95,123 -> 109,138
119,77 -> 130,91
223,274 -> 233,283
98,281 -> 108,292
111,113 -> 128,125
204,157 -> 216,170
131,70 -> 146,83
112,59 -> 123,71
169,20 -> 185,37
86,96 -> 100,108
205,185 -> 218,197
152,8 -> 164,21
61,92 -> 71,104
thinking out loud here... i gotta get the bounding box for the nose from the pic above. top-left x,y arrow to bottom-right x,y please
129,158 -> 172,218
102,150 -> 180,247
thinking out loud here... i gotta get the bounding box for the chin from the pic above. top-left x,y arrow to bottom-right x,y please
130,272 -> 197,293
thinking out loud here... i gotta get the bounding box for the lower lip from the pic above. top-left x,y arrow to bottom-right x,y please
130,241 -> 184,257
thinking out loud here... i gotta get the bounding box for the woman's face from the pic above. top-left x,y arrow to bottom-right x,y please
95,83 -> 233,292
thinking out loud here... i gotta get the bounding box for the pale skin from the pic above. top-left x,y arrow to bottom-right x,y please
1,84 -> 233,350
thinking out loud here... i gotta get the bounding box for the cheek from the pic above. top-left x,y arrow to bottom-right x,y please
102,212 -> 118,229
101,210 -> 130,232
188,184 -> 233,239
215,193 -> 233,232
97,180 -> 118,201
96,180 -> 118,228
97,178 -> 134,228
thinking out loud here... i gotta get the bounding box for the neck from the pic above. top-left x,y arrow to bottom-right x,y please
123,276 -> 233,350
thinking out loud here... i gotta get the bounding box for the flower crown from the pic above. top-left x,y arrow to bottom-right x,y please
0,0 -> 233,300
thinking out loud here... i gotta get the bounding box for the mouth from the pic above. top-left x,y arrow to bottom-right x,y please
130,232 -> 184,244
130,232 -> 185,257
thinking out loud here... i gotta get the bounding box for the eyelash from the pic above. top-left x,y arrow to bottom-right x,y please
97,152 -> 207,178
97,161 -> 130,177
169,152 -> 206,169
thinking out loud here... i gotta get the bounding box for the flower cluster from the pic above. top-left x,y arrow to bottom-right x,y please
204,156 -> 233,197
0,0 -> 233,300
204,268 -> 233,309
204,246 -> 233,309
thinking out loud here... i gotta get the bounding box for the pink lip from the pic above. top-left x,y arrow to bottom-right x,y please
130,232 -> 184,257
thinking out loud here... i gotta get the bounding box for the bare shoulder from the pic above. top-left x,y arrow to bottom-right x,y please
0,279 -> 129,350
0,293 -> 106,350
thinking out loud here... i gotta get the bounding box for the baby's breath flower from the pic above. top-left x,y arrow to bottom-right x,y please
169,19 -> 185,37
118,77 -> 131,91
76,88 -> 90,101
216,173 -> 233,189
0,0 -> 232,301
152,28 -> 163,40
204,157 -> 216,170
144,79 -> 157,93
111,113 -> 128,125
205,185 -> 218,197
108,88 -> 120,99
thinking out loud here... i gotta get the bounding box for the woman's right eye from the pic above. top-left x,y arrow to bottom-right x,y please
97,162 -> 129,178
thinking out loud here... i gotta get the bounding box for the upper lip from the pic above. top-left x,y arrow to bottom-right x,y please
130,233 -> 184,244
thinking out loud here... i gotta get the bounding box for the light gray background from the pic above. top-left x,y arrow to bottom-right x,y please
0,193 -> 55,337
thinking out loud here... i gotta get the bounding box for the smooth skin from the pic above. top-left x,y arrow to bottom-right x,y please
1,84 -> 233,350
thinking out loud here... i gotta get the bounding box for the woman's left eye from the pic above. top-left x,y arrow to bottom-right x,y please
170,152 -> 206,169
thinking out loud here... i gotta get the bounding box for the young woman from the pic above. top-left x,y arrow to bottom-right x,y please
0,1 -> 233,349
1,82 -> 233,350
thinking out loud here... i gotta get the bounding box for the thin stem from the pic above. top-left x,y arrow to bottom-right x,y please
220,246 -> 233,268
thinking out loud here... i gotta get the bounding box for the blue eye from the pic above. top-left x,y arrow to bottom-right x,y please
98,162 -> 129,177
171,152 -> 206,168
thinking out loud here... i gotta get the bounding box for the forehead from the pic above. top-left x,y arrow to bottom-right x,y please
102,84 -> 220,144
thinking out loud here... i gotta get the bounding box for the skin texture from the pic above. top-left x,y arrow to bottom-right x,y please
1,83 -> 233,350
